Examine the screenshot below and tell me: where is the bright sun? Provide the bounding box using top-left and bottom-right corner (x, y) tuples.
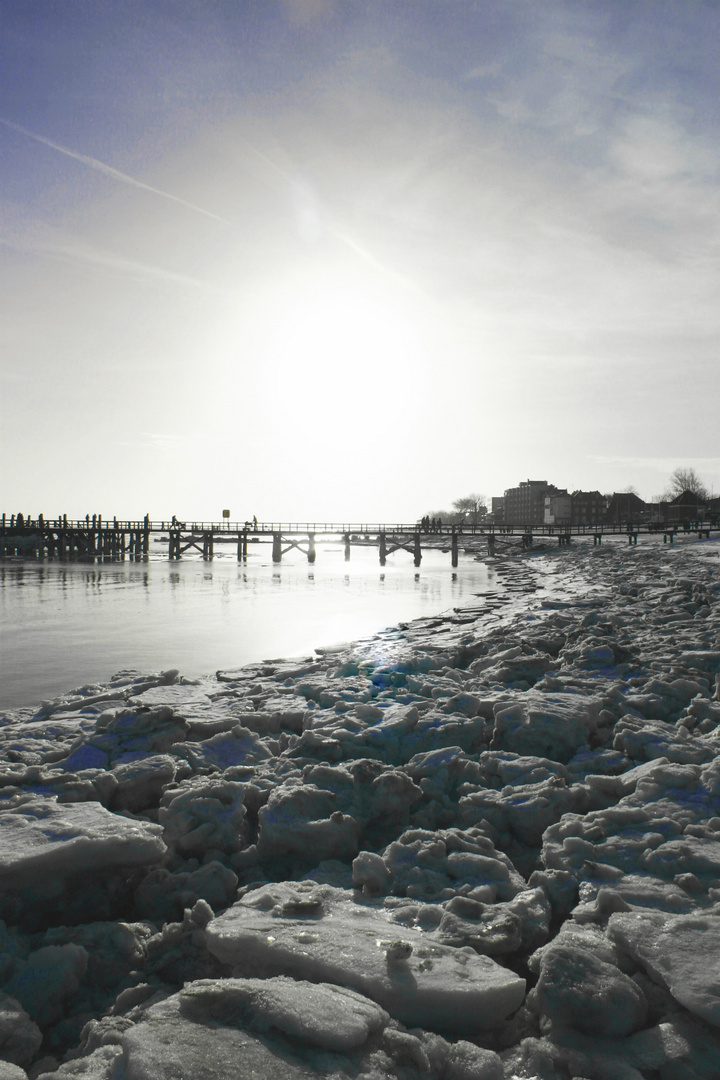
(247, 275), (425, 435)
(219, 268), (437, 515)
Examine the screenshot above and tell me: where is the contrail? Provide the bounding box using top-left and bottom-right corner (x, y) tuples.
(0, 117), (232, 225)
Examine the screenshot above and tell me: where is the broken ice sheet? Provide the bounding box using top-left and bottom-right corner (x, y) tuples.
(203, 880), (525, 1035)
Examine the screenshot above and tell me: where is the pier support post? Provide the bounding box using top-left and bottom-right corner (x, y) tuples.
(202, 532), (214, 559)
(488, 535), (496, 556)
(414, 532), (422, 567)
(379, 533), (387, 566)
(272, 533), (282, 563)
(451, 531), (458, 567)
(238, 530), (247, 561)
(343, 533), (351, 561)
(307, 533), (316, 564)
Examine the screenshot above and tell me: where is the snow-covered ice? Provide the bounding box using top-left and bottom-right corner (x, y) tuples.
(204, 880), (526, 1033)
(1, 536), (720, 1077)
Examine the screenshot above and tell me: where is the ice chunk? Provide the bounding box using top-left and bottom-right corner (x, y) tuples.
(204, 881), (526, 1033)
(608, 910), (720, 1028)
(180, 976), (388, 1050)
(0, 992), (42, 1066)
(2, 943), (88, 1028)
(491, 691), (602, 763)
(528, 942), (647, 1036)
(135, 861), (238, 923)
(184, 725), (273, 770)
(35, 1045), (122, 1079)
(118, 984), (384, 1080)
(444, 1040), (503, 1079)
(353, 850), (393, 896)
(158, 778), (248, 859)
(110, 754), (176, 812)
(0, 1060), (30, 1080)
(256, 783), (361, 861)
(0, 795), (165, 923)
(41, 921), (152, 996)
(614, 714), (714, 764)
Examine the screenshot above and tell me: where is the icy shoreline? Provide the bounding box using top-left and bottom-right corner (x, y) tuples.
(1, 538), (720, 1078)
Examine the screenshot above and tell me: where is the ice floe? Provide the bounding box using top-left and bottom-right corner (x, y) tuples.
(0, 537), (720, 1077)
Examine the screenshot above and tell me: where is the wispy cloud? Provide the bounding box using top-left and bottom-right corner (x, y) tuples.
(237, 131), (428, 296)
(590, 455), (720, 473)
(0, 118), (233, 225)
(0, 222), (212, 290)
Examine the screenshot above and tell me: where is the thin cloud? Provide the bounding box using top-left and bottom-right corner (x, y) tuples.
(590, 455), (720, 472)
(0, 118), (233, 225)
(0, 227), (212, 290)
(238, 134), (429, 297)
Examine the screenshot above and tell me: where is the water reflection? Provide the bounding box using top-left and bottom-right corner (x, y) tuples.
(1, 549), (499, 710)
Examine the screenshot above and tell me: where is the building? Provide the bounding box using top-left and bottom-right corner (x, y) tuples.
(544, 491), (572, 526)
(604, 492), (647, 525)
(570, 490), (607, 526)
(503, 480), (560, 526)
(490, 497), (505, 524)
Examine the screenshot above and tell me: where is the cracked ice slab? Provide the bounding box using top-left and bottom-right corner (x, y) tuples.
(0, 794), (165, 886)
(204, 880), (525, 1034)
(608, 910), (720, 1028)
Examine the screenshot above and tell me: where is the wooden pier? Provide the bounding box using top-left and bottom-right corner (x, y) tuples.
(0, 514), (716, 565)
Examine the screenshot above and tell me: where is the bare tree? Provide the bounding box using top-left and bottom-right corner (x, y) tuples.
(451, 493), (487, 525)
(663, 467), (709, 501)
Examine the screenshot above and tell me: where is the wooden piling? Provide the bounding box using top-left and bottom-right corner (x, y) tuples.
(272, 534), (282, 563)
(414, 532), (422, 567)
(379, 533), (387, 566)
(344, 533), (351, 561)
(451, 531), (458, 567)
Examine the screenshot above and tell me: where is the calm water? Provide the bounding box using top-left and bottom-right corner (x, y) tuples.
(0, 542), (501, 710)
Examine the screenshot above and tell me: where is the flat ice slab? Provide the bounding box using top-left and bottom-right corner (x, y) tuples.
(608, 910), (720, 1029)
(0, 794), (165, 885)
(204, 880), (525, 1034)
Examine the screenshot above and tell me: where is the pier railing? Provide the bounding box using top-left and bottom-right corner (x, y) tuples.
(1, 514), (717, 564)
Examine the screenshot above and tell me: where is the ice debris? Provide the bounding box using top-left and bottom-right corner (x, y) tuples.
(0, 540), (720, 1077)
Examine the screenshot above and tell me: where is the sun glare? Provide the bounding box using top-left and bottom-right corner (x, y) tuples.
(249, 278), (425, 435)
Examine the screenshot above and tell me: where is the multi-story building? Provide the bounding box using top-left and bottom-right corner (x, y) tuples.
(570, 490), (607, 526)
(490, 497), (505, 524)
(544, 491), (572, 526)
(504, 480), (559, 526)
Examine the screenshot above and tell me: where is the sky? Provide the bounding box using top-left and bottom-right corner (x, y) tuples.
(1, 0), (719, 523)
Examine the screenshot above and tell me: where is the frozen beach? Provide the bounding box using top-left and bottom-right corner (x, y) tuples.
(1, 537), (720, 1079)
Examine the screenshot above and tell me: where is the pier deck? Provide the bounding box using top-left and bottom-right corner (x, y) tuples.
(1, 515), (716, 565)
